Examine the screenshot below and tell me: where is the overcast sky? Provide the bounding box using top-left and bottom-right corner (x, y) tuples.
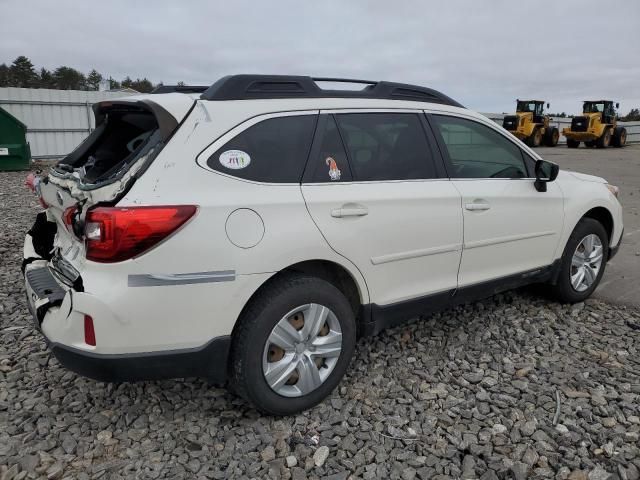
(1, 0), (639, 114)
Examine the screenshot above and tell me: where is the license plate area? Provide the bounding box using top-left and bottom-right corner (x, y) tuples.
(25, 267), (67, 325)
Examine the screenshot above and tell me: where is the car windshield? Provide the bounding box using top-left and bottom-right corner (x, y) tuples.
(584, 102), (605, 113)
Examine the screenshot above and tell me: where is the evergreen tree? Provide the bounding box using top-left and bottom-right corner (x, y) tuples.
(0, 63), (10, 87)
(86, 69), (103, 90)
(9, 55), (38, 87)
(38, 68), (56, 88)
(53, 66), (87, 90)
(120, 76), (154, 93)
(129, 78), (154, 93)
(621, 108), (640, 121)
(108, 77), (121, 89)
(120, 76), (133, 89)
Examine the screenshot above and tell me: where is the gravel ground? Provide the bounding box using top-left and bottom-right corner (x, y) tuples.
(1, 169), (640, 480)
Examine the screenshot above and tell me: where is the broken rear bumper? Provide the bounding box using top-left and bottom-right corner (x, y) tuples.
(49, 336), (231, 385)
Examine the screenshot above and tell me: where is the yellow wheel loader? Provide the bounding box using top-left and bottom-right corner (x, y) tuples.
(563, 100), (627, 148)
(502, 100), (559, 147)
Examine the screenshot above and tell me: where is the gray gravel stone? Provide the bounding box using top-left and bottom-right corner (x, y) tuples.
(589, 466), (612, 480)
(313, 445), (330, 467)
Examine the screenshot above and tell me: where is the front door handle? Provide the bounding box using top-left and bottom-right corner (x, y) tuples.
(331, 204), (369, 218)
(465, 201), (491, 211)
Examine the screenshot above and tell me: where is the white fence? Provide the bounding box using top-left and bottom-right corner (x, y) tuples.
(0, 87), (637, 161)
(0, 87), (136, 160)
(482, 113), (640, 145)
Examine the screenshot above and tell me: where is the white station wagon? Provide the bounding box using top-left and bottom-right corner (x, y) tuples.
(23, 75), (623, 414)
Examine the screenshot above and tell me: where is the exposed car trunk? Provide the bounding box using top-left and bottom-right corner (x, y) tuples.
(25, 96), (195, 285)
(56, 105), (161, 185)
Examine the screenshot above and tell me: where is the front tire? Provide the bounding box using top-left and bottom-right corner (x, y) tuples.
(229, 274), (356, 415)
(549, 218), (608, 303)
(596, 128), (612, 148)
(526, 127), (543, 147)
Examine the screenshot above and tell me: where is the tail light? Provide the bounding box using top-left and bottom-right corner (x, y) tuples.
(84, 315), (96, 346)
(84, 205), (197, 262)
(25, 173), (47, 208)
(63, 206), (77, 234)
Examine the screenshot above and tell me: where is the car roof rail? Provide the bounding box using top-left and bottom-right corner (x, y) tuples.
(151, 85), (210, 94)
(199, 75), (464, 107)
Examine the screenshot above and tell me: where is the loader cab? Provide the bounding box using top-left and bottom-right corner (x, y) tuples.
(583, 101), (617, 124)
(517, 100), (546, 123)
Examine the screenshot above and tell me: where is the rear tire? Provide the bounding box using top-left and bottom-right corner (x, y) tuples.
(545, 127), (559, 147)
(567, 139), (580, 148)
(612, 127), (627, 148)
(596, 128), (612, 148)
(549, 218), (608, 303)
(229, 274), (356, 415)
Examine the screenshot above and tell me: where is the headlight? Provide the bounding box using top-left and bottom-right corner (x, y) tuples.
(606, 184), (620, 198)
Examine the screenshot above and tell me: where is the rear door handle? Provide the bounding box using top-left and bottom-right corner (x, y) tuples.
(331, 205), (369, 218)
(465, 202), (491, 211)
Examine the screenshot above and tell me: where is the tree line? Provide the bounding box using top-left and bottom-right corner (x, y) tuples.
(2, 56), (640, 120)
(0, 56), (156, 93)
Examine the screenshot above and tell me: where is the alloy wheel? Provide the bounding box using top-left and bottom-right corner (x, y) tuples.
(570, 234), (604, 292)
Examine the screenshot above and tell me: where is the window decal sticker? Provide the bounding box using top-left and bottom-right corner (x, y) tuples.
(326, 157), (341, 181)
(219, 150), (251, 170)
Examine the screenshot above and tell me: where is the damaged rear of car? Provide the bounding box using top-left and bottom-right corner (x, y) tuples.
(21, 93), (222, 381)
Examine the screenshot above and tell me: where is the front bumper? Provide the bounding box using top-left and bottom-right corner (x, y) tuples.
(506, 129), (528, 140)
(562, 129), (599, 142)
(609, 228), (623, 260)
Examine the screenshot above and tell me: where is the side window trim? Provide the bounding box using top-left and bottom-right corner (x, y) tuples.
(302, 114), (354, 183)
(420, 113), (450, 179)
(332, 114), (355, 180)
(425, 112), (534, 180)
(195, 110), (319, 184)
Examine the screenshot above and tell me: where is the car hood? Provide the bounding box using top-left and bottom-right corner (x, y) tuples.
(564, 171), (607, 184)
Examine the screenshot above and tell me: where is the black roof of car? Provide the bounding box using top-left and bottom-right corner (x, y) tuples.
(150, 75), (464, 108)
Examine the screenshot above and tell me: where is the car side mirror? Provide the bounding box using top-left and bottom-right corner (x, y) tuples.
(534, 159), (559, 192)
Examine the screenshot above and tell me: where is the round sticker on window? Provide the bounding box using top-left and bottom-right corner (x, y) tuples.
(219, 150), (251, 170)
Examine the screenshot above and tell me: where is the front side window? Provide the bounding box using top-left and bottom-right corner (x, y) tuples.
(207, 115), (316, 183)
(431, 115), (528, 179)
(335, 113), (436, 181)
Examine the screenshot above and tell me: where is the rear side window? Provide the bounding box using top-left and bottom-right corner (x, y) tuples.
(335, 113), (436, 181)
(207, 115), (316, 183)
(431, 115), (528, 179)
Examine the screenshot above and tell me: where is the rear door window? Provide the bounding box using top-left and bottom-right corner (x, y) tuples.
(304, 115), (353, 183)
(207, 115), (317, 183)
(335, 113), (437, 181)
